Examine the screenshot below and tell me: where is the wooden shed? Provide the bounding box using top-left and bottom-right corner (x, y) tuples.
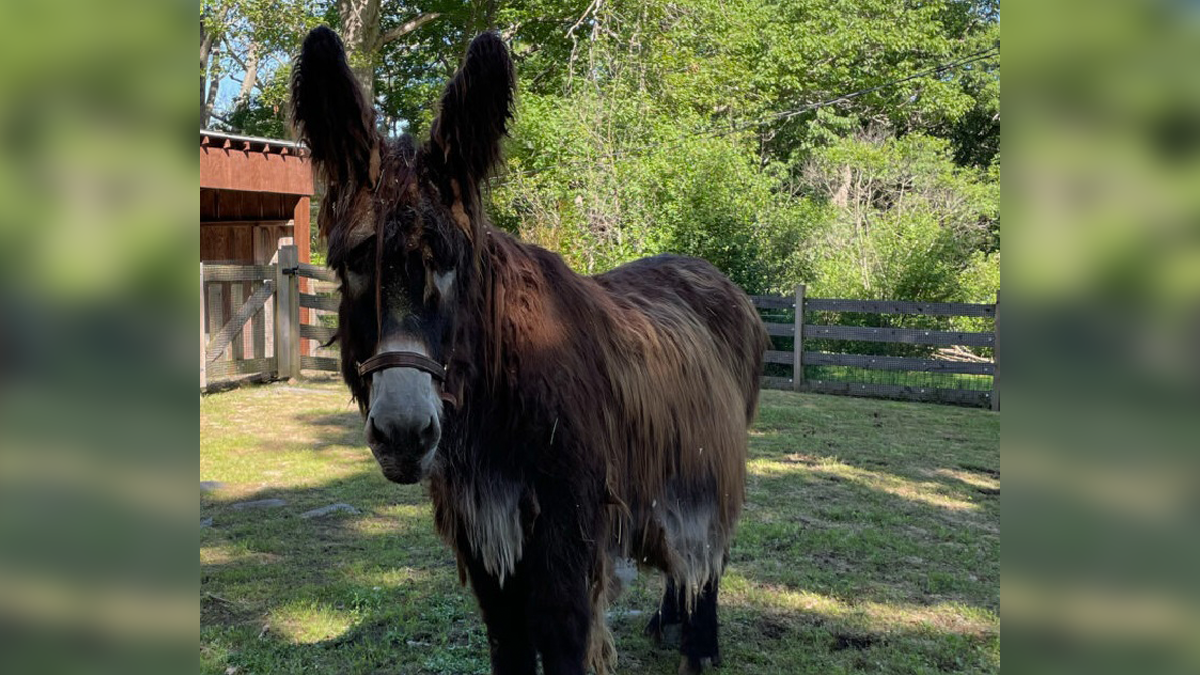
(201, 129), (318, 375)
(200, 129), (312, 265)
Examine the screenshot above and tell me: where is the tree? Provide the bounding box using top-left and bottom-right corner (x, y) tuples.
(206, 0), (1000, 304)
(800, 129), (997, 300)
(201, 0), (324, 132)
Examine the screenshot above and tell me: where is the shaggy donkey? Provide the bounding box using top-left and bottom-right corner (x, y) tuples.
(292, 26), (768, 675)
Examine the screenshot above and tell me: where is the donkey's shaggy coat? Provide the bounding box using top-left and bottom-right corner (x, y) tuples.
(293, 26), (768, 675)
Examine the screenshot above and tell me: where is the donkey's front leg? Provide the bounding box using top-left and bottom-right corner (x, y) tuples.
(527, 558), (592, 675)
(464, 555), (536, 675)
(678, 579), (722, 674)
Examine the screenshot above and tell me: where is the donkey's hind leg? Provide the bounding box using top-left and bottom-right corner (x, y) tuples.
(644, 575), (683, 648)
(678, 579), (721, 674)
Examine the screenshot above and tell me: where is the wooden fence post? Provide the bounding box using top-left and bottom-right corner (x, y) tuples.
(274, 244), (301, 380)
(200, 263), (207, 391)
(793, 283), (806, 392)
(991, 290), (1000, 411)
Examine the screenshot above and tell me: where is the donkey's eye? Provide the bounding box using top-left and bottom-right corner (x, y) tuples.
(344, 236), (376, 274)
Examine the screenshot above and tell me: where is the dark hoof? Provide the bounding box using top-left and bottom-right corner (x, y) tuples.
(678, 656), (715, 674)
(644, 612), (681, 649)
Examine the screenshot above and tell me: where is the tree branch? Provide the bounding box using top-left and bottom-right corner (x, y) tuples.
(377, 13), (441, 48)
(222, 36), (247, 71)
(233, 40), (259, 110)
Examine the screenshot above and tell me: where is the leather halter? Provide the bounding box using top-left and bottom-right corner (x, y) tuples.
(358, 162), (449, 385)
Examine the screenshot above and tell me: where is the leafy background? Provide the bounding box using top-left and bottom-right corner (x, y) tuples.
(203, 0), (999, 302)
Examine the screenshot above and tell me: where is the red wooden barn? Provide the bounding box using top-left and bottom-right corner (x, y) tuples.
(200, 129), (312, 266)
(200, 130), (319, 376)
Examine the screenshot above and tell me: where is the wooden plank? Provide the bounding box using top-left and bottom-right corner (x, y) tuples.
(992, 291), (1000, 411)
(793, 284), (806, 392)
(207, 357), (277, 380)
(803, 324), (995, 347)
(207, 282), (226, 361)
(202, 264), (274, 282)
(296, 262), (337, 282)
(763, 322), (794, 337)
(805, 379), (991, 407)
(205, 280), (275, 363)
(803, 351), (994, 375)
(760, 375), (793, 390)
(751, 295), (795, 310)
(300, 355), (340, 372)
(300, 323), (337, 343)
(764, 350), (793, 365)
(251, 289), (266, 360)
(274, 245), (301, 379)
(199, 264), (206, 390)
(309, 279), (340, 295)
(805, 298), (995, 318)
(230, 283), (244, 362)
(300, 293), (340, 312)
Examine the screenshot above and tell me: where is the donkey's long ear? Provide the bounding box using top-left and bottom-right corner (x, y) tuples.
(429, 32), (515, 187)
(290, 26), (380, 189)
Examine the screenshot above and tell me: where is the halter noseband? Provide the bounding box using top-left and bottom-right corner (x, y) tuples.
(357, 160), (449, 385)
(357, 352), (446, 381)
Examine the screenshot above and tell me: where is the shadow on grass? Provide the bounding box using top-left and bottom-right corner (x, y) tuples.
(301, 410), (366, 451)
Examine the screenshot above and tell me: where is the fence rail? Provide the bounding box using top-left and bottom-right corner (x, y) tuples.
(753, 284), (998, 409)
(202, 255), (998, 410)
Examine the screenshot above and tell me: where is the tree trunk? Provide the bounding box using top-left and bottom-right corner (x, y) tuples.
(201, 5), (229, 129)
(337, 0), (441, 105)
(203, 44), (221, 128)
(337, 0), (381, 101)
(201, 18), (213, 108)
(832, 164), (852, 208)
(233, 40), (259, 112)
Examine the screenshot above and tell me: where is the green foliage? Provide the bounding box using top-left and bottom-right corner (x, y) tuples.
(211, 0), (1000, 301)
(223, 65), (293, 138)
(802, 131), (998, 301)
(490, 91), (825, 292)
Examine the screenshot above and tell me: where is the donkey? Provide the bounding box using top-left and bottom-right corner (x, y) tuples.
(291, 27), (769, 675)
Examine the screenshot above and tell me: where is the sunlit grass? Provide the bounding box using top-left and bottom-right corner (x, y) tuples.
(201, 381), (998, 674)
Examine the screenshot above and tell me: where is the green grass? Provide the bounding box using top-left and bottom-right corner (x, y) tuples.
(803, 365), (994, 392)
(201, 380), (999, 674)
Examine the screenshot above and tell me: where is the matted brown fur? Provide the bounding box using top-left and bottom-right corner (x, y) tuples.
(293, 26), (768, 675)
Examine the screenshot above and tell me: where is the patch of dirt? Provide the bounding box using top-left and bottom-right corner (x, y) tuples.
(957, 463), (999, 478)
(201, 593), (260, 627)
(830, 632), (879, 651)
(755, 616), (789, 640)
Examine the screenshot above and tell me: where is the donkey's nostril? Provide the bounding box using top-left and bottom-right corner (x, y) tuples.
(366, 412), (437, 452)
(418, 417), (438, 447)
(366, 418), (385, 446)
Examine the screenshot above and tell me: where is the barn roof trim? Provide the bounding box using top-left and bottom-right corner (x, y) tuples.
(201, 129), (309, 157)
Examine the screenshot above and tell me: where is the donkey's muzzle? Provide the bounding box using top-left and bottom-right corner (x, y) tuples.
(365, 411), (439, 483)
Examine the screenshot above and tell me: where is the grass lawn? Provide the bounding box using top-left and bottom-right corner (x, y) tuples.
(201, 379), (999, 674)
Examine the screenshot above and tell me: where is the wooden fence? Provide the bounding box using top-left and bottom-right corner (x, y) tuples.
(753, 284), (998, 409)
(200, 244), (340, 389)
(202, 254), (997, 409)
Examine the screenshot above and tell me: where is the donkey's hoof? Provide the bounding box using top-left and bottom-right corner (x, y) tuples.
(678, 655), (715, 674)
(644, 613), (681, 649)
